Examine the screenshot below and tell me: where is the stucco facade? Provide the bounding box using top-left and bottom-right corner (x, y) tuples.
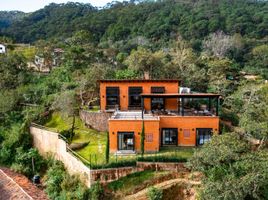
(100, 80), (220, 153)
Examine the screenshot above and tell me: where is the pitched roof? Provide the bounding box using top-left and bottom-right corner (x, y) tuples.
(0, 168), (48, 200)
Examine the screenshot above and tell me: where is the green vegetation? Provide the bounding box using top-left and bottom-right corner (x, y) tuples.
(0, 0), (268, 199)
(147, 186), (163, 200)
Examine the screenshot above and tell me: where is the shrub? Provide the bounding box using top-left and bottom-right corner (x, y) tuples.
(60, 129), (75, 143)
(147, 186), (163, 200)
(89, 181), (104, 200)
(11, 147), (45, 177)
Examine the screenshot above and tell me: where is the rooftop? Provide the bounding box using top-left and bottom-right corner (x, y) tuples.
(111, 111), (158, 120)
(99, 79), (180, 83)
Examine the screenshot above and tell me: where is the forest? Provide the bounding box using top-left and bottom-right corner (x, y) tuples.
(0, 0), (268, 199)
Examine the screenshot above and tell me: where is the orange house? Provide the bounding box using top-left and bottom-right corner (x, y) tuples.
(100, 80), (220, 153)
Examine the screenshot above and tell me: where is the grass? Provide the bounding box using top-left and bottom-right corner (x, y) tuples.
(107, 170), (169, 195)
(44, 112), (107, 164)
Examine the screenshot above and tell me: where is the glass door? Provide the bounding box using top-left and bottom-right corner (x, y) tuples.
(162, 128), (178, 146)
(118, 132), (134, 150)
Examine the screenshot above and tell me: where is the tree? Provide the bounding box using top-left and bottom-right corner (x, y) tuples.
(125, 47), (165, 79)
(140, 121), (145, 156)
(105, 132), (109, 164)
(188, 133), (268, 200)
(203, 31), (235, 58)
(52, 90), (78, 140)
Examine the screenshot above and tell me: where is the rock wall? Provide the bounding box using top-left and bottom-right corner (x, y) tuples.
(136, 162), (188, 172)
(79, 110), (113, 132)
(90, 167), (144, 183)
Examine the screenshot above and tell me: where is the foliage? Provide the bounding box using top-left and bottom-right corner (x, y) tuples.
(105, 132), (109, 164)
(140, 121), (145, 156)
(147, 186), (163, 200)
(11, 148), (45, 177)
(89, 181), (104, 200)
(188, 133), (268, 200)
(44, 160), (90, 200)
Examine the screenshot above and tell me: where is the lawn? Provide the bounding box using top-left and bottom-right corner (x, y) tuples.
(44, 112), (107, 164)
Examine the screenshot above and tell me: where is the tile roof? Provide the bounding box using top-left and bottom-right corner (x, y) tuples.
(0, 168), (48, 200)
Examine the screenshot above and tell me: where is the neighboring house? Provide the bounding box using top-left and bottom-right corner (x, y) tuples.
(99, 79), (220, 154)
(0, 44), (6, 54)
(34, 48), (64, 72)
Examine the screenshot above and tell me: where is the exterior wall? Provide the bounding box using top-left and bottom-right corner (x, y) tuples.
(80, 110), (113, 132)
(109, 119), (160, 152)
(100, 81), (179, 111)
(30, 126), (92, 187)
(109, 116), (219, 151)
(160, 116), (220, 146)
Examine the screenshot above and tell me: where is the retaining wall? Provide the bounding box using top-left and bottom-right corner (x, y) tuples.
(30, 126), (92, 187)
(79, 110), (112, 132)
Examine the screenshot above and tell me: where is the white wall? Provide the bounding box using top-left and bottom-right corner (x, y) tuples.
(30, 126), (92, 187)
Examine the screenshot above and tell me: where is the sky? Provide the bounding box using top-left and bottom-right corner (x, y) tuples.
(0, 0), (123, 12)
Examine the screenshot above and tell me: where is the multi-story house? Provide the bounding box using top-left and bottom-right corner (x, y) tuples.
(99, 79), (220, 153)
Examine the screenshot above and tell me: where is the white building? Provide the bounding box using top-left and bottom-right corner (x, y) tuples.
(0, 44), (6, 54)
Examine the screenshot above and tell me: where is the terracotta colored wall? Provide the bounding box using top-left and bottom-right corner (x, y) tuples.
(109, 119), (160, 152)
(100, 81), (179, 111)
(160, 116), (220, 146)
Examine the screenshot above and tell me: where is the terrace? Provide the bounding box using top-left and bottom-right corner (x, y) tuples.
(141, 93), (221, 118)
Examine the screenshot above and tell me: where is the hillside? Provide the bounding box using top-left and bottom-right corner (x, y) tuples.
(0, 11), (26, 29)
(1, 0), (268, 43)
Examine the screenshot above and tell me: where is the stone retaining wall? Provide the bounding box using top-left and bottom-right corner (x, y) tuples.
(136, 162), (188, 172)
(79, 110), (113, 132)
(90, 167), (144, 183)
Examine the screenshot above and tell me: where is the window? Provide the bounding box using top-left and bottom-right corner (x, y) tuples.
(151, 87), (165, 94)
(129, 87), (142, 108)
(162, 128), (178, 145)
(106, 87), (119, 108)
(196, 128), (212, 145)
(118, 132), (134, 151)
(183, 129), (191, 138)
(145, 133), (153, 142)
(151, 87), (165, 110)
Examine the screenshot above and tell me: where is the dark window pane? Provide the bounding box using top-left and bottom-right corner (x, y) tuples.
(129, 87), (142, 107)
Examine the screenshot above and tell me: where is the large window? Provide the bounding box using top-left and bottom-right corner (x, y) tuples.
(196, 128), (212, 145)
(128, 87), (142, 108)
(162, 128), (178, 145)
(106, 87), (119, 109)
(151, 87), (165, 110)
(118, 132), (134, 151)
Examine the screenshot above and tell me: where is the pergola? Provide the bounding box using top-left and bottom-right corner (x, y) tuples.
(140, 93), (221, 118)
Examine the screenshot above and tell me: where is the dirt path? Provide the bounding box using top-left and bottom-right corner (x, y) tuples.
(122, 178), (200, 200)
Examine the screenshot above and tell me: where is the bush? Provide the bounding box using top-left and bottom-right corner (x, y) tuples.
(11, 147), (45, 177)
(147, 186), (163, 200)
(44, 160), (90, 200)
(60, 129), (75, 143)
(89, 181), (104, 200)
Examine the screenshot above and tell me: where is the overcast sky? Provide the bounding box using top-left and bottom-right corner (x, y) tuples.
(0, 0), (124, 12)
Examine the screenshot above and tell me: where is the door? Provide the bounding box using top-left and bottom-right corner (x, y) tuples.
(118, 132), (135, 151)
(196, 128), (212, 145)
(162, 128), (178, 146)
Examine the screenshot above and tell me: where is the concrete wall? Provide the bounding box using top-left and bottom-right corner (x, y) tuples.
(30, 126), (92, 187)
(80, 110), (112, 132)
